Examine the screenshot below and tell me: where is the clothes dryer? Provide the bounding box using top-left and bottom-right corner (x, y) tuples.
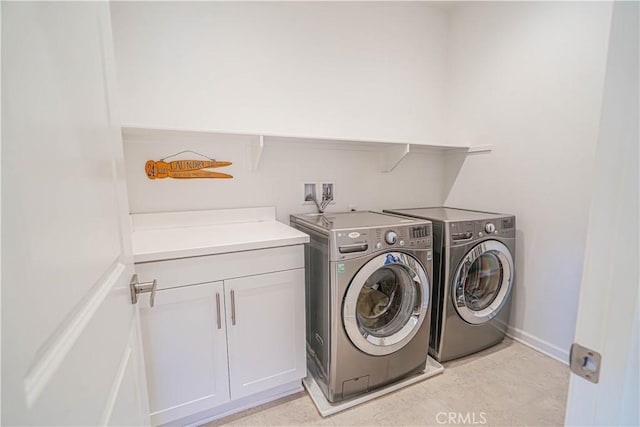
(290, 211), (433, 402)
(383, 207), (515, 362)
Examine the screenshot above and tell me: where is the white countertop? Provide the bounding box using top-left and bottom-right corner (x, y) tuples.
(131, 207), (309, 263)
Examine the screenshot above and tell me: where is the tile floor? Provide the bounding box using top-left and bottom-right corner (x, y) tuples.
(207, 338), (569, 426)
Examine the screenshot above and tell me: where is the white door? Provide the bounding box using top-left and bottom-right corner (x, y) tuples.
(225, 269), (306, 400)
(139, 282), (230, 425)
(2, 2), (149, 425)
(564, 2), (639, 425)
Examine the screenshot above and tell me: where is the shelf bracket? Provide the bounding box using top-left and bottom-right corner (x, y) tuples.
(383, 143), (411, 173)
(467, 144), (493, 154)
(250, 135), (264, 171)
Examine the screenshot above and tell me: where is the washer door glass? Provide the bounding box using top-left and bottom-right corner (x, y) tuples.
(343, 252), (429, 356)
(453, 240), (514, 325)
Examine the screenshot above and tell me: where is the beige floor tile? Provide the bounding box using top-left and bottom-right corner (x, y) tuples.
(251, 394), (328, 426)
(205, 339), (569, 427)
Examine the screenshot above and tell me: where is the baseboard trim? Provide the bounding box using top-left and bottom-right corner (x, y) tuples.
(506, 325), (570, 365)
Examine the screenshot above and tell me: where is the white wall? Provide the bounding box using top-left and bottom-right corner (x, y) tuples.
(123, 130), (446, 223)
(111, 2), (448, 145)
(444, 2), (613, 361)
(113, 2), (617, 362)
(112, 2), (451, 222)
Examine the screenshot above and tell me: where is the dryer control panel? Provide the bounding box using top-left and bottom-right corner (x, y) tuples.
(449, 216), (516, 246)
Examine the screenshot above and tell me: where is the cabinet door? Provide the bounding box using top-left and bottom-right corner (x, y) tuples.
(225, 269), (306, 400)
(139, 281), (230, 425)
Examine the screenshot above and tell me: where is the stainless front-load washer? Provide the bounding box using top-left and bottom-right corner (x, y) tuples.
(290, 211), (433, 403)
(383, 207), (515, 362)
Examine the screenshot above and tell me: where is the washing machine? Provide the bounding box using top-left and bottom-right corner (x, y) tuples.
(383, 207), (515, 362)
(290, 211), (433, 403)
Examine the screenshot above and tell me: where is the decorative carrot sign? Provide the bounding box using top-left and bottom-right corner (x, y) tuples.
(145, 151), (233, 179)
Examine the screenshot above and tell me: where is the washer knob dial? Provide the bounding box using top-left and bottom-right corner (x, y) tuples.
(485, 223), (496, 233)
(385, 231), (398, 245)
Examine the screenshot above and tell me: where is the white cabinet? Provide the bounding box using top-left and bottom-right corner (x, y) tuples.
(225, 269), (306, 400)
(136, 247), (306, 426)
(140, 282), (230, 425)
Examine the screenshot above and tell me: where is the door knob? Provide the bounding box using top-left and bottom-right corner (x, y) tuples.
(130, 274), (157, 307)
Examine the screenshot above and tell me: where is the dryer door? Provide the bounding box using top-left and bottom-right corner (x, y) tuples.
(343, 252), (429, 356)
(452, 240), (514, 325)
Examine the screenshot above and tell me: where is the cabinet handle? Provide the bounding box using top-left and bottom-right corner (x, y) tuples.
(230, 289), (236, 326)
(215, 293), (221, 330)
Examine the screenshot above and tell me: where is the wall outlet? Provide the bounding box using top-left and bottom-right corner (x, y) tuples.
(321, 182), (335, 203)
(303, 183), (317, 204)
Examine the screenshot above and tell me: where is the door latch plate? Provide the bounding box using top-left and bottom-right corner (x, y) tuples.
(570, 343), (601, 384)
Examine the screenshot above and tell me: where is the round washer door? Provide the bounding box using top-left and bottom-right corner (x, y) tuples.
(343, 252), (429, 356)
(452, 240), (514, 325)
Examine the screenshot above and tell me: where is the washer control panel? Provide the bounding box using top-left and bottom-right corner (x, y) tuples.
(373, 224), (432, 251)
(385, 231), (398, 245)
(335, 230), (370, 255)
(332, 222), (432, 260)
